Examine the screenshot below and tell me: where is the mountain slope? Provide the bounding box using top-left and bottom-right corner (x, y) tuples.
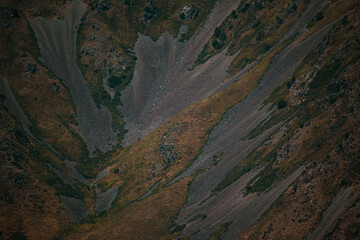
(0, 0), (359, 239)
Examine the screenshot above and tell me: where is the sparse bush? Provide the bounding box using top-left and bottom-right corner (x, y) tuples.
(231, 10), (238, 19)
(10, 232), (27, 240)
(214, 42), (224, 50)
(252, 20), (261, 28)
(342, 16), (349, 25)
(287, 76), (296, 89)
(108, 75), (123, 88)
(276, 16), (283, 25)
(179, 12), (185, 20)
(219, 32), (227, 42)
(171, 224), (186, 233)
(277, 99), (287, 109)
(214, 27), (221, 38)
(240, 3), (250, 13)
(212, 40), (218, 48)
(309, 60), (341, 89)
(315, 12), (323, 21)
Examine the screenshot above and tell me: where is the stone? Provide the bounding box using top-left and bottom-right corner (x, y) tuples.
(179, 4), (200, 20)
(25, 63), (37, 74)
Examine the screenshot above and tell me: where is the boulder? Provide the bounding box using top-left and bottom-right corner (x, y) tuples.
(179, 4), (200, 20)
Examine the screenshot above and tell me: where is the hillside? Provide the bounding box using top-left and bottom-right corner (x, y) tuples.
(0, 0), (359, 239)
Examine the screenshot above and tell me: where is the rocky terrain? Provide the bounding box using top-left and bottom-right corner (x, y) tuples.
(0, 0), (359, 239)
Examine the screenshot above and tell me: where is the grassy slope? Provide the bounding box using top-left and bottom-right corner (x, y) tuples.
(0, 0), (87, 161)
(65, 177), (192, 240)
(194, 0), (311, 75)
(0, 104), (71, 240)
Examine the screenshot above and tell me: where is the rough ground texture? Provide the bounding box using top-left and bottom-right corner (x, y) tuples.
(29, 0), (117, 155)
(120, 0), (242, 146)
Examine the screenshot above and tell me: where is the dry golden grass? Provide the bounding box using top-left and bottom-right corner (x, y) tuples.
(65, 177), (192, 240)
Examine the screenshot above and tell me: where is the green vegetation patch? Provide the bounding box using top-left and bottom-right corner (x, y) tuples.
(208, 221), (233, 240)
(309, 59), (341, 89)
(212, 144), (280, 195)
(108, 75), (126, 88)
(245, 166), (280, 194)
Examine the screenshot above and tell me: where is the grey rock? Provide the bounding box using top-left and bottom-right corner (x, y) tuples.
(93, 168), (110, 183)
(47, 163), (75, 186)
(60, 195), (89, 222)
(64, 160), (89, 185)
(25, 63), (37, 74)
(95, 185), (119, 213)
